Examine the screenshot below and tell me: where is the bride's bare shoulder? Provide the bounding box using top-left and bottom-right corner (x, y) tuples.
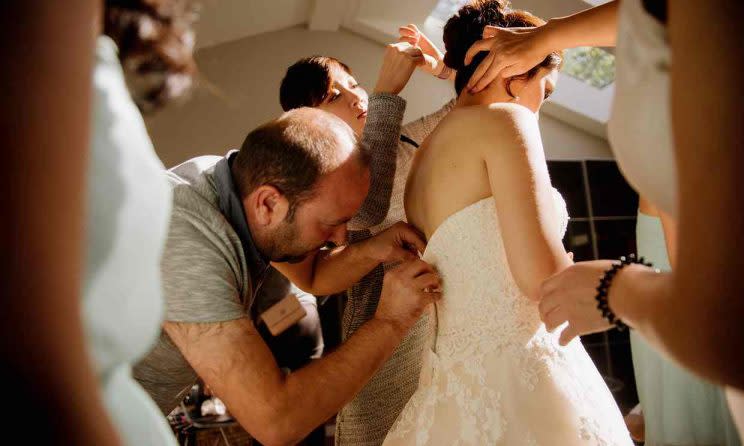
(435, 103), (537, 142)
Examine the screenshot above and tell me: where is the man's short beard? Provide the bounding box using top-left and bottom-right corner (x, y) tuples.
(268, 217), (322, 264)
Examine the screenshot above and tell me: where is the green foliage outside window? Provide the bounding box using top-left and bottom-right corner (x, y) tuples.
(561, 47), (616, 89)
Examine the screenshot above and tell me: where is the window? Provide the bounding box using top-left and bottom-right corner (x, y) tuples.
(583, 0), (612, 5)
(561, 46), (616, 89)
(429, 0), (469, 23)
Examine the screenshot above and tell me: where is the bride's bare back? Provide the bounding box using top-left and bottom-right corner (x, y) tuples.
(405, 102), (571, 301)
(405, 105), (493, 240)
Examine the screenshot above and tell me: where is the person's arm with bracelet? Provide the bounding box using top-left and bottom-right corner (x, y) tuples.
(539, 1), (744, 389)
(623, 0), (744, 389)
(2, 2), (122, 444)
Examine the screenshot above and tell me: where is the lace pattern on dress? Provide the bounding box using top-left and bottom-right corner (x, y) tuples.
(384, 192), (632, 446)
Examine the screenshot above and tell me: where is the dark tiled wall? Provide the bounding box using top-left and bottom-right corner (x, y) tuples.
(548, 160), (639, 414)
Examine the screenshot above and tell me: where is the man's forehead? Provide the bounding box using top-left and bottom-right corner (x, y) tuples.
(300, 191), (354, 225)
(320, 163), (368, 196)
(308, 163), (368, 212)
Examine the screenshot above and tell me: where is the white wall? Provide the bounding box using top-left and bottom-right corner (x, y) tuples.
(145, 26), (612, 168)
(193, 0), (312, 49)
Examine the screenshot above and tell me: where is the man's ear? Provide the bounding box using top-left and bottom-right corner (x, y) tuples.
(247, 185), (290, 227)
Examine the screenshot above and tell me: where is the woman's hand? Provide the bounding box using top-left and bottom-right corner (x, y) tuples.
(464, 0), (620, 93)
(398, 24), (449, 79)
(538, 260), (616, 345)
(464, 25), (552, 93)
(373, 41), (424, 95)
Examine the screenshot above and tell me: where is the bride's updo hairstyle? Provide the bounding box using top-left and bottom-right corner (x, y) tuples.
(443, 0), (562, 97)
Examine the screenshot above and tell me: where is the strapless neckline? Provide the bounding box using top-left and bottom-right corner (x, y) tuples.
(423, 196), (494, 258)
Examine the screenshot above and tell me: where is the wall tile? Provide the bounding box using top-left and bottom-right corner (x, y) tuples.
(595, 219), (638, 260)
(586, 161), (639, 217)
(563, 220), (594, 262)
(548, 161), (589, 218)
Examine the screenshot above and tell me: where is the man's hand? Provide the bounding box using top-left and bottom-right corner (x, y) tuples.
(361, 221), (427, 264)
(374, 42), (424, 95)
(375, 258), (441, 336)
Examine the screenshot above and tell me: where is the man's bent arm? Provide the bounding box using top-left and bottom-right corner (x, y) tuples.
(274, 221), (423, 296)
(272, 239), (380, 296)
(164, 316), (404, 446)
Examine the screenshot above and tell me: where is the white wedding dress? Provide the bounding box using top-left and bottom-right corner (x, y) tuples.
(383, 193), (633, 445)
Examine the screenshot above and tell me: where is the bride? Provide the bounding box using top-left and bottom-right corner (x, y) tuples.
(383, 1), (633, 444)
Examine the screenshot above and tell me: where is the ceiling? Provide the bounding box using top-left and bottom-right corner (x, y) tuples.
(193, 0), (612, 139)
(194, 0), (598, 50)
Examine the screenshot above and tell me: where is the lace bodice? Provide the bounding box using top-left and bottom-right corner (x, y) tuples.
(423, 191), (567, 364)
(384, 191), (632, 446)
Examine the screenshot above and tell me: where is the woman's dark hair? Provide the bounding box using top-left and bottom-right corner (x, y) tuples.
(443, 0), (562, 96)
(104, 0), (197, 112)
(279, 56), (352, 111)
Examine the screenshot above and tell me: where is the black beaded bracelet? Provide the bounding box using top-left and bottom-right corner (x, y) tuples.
(595, 254), (653, 331)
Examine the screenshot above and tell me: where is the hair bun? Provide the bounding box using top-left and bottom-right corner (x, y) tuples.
(442, 0), (508, 71)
